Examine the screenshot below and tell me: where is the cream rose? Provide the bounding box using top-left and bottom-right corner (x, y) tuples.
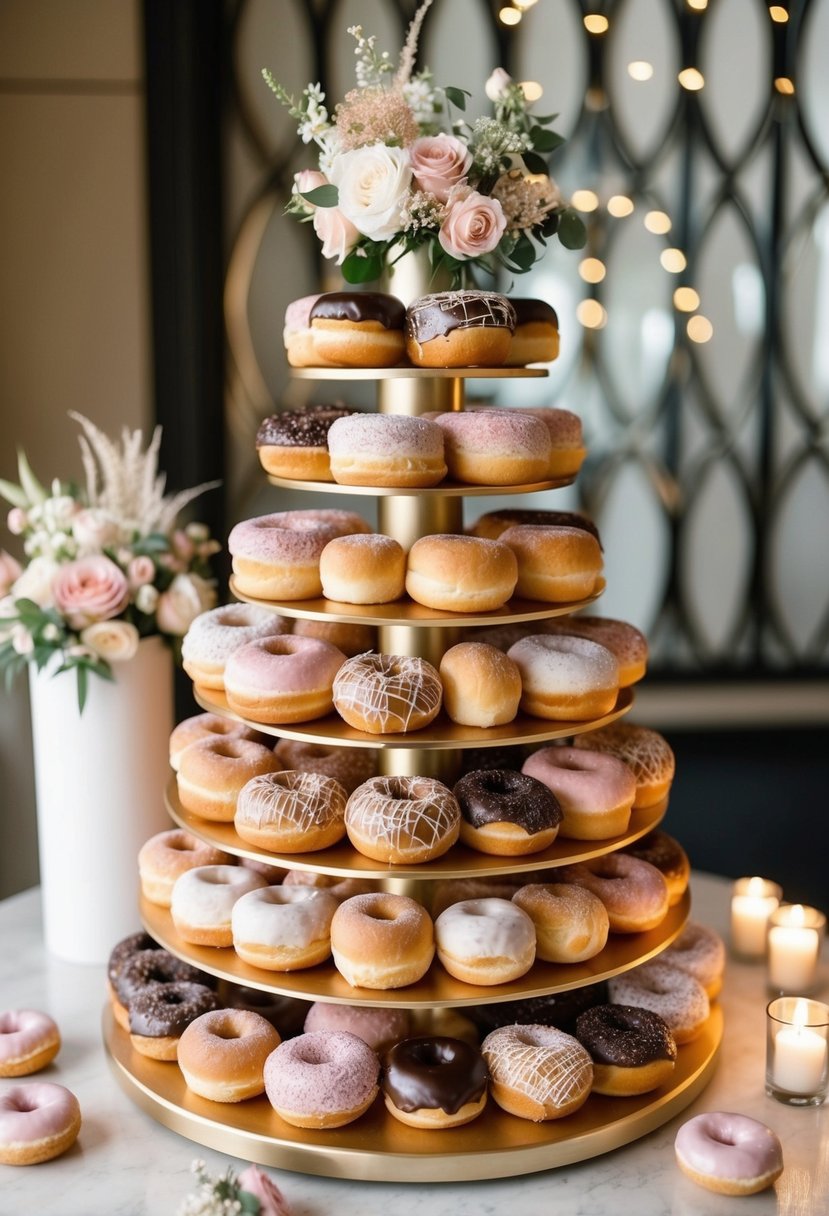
(12, 556), (60, 608)
(409, 134), (472, 202)
(313, 205), (360, 264)
(330, 145), (412, 240)
(0, 551), (22, 597)
(52, 554), (129, 630)
(155, 572), (216, 635)
(485, 68), (513, 102)
(80, 619), (140, 663)
(439, 188), (507, 259)
(72, 508), (124, 552)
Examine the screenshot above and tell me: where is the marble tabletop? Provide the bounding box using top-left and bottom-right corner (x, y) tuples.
(0, 874), (827, 1216)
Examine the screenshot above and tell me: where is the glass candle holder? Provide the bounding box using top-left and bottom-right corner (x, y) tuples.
(767, 904), (826, 994)
(730, 877), (782, 959)
(766, 996), (829, 1106)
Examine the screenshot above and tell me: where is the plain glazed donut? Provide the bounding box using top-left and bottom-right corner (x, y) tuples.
(623, 830), (690, 906)
(406, 534), (518, 613)
(512, 883), (609, 963)
(405, 290), (516, 369)
(482, 1024), (593, 1121)
(181, 603), (289, 690)
(309, 291), (405, 368)
(320, 534), (406, 604)
(345, 775), (460, 864)
(256, 404), (353, 480)
(332, 652), (443, 734)
(432, 409), (550, 485)
(439, 642), (522, 727)
(138, 829), (232, 906)
(499, 525), (603, 603)
(434, 898), (536, 986)
(661, 921), (726, 998)
(558, 855), (670, 933)
(507, 635), (620, 721)
(235, 770), (348, 853)
(170, 865), (268, 948)
(521, 745), (636, 840)
(291, 617), (377, 657)
(224, 635), (346, 725)
(574, 1003), (677, 1096)
(674, 1112), (784, 1195)
(382, 1036), (489, 1128)
(542, 616), (648, 687)
(176, 736), (280, 822)
(228, 509), (370, 600)
(127, 980), (220, 1061)
(331, 892), (435, 989)
(327, 413), (446, 488)
(573, 722), (675, 808)
(264, 1030), (380, 1128)
(608, 960), (710, 1044)
(282, 869), (377, 902)
(0, 1082), (81, 1165)
(272, 738), (378, 795)
(453, 769), (562, 856)
(0, 1010), (60, 1077)
(231, 884), (338, 970)
(304, 1003), (411, 1053)
(178, 1008), (281, 1102)
(169, 713), (264, 771)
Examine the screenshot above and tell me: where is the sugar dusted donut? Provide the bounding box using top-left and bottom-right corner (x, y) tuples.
(512, 883), (609, 963)
(559, 855), (670, 933)
(507, 634), (620, 721)
(434, 897), (536, 986)
(675, 1112), (784, 1195)
(405, 290), (516, 368)
(516, 407), (585, 479)
(169, 713), (264, 771)
(178, 1008), (281, 1102)
(309, 291), (405, 368)
(304, 1002), (411, 1053)
(521, 745), (636, 840)
(256, 404), (353, 481)
(405, 534), (518, 613)
(182, 603), (289, 690)
(332, 652), (443, 734)
(382, 1036), (488, 1128)
(224, 635), (346, 725)
(138, 829), (232, 906)
(623, 830), (690, 906)
(291, 617), (377, 657)
(345, 775), (460, 864)
(282, 292), (324, 367)
(327, 413), (446, 488)
(170, 864), (268, 948)
(331, 892), (435, 989)
(231, 884), (338, 970)
(127, 980), (220, 1061)
(500, 525), (603, 603)
(573, 722), (675, 808)
(176, 736), (281, 822)
(0, 1010), (60, 1077)
(482, 1024), (593, 1121)
(228, 509), (370, 600)
(469, 507), (601, 546)
(272, 737), (377, 794)
(574, 1003), (677, 1096)
(439, 642), (522, 727)
(453, 769), (562, 856)
(320, 533), (406, 604)
(264, 1030), (380, 1128)
(282, 869), (377, 902)
(608, 960), (710, 1044)
(235, 770), (347, 853)
(542, 616), (648, 687)
(432, 409), (550, 485)
(661, 921), (726, 998)
(505, 298), (559, 366)
(0, 1082), (81, 1165)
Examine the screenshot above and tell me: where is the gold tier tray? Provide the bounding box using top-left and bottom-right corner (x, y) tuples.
(264, 473), (574, 497)
(290, 366), (549, 380)
(103, 1001), (721, 1182)
(192, 686), (633, 750)
(165, 777), (667, 880)
(140, 889), (689, 1008)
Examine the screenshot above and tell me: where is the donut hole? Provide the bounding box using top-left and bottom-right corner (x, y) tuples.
(201, 870), (236, 886)
(209, 739), (252, 761)
(0, 1014), (19, 1034)
(220, 610), (258, 628)
(212, 1023), (242, 1041)
(366, 908), (398, 923)
(10, 1094), (39, 1113)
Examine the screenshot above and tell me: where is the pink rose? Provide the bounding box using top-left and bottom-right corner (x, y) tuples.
(410, 134), (472, 202)
(293, 169), (328, 211)
(313, 205), (360, 264)
(439, 188), (507, 259)
(155, 572), (216, 635)
(237, 1166), (293, 1216)
(127, 555), (155, 590)
(52, 555), (129, 630)
(0, 550), (22, 597)
(6, 508), (27, 536)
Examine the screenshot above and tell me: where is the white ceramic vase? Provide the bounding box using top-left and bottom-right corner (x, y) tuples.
(28, 635), (173, 964)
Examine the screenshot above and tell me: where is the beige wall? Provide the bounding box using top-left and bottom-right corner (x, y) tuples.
(0, 0), (151, 898)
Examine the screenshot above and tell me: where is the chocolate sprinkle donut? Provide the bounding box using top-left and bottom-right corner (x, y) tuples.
(383, 1036), (488, 1115)
(454, 768), (562, 835)
(575, 1003), (677, 1067)
(113, 948), (206, 1007)
(256, 404), (353, 449)
(468, 982), (609, 1037)
(128, 981), (220, 1039)
(107, 931), (157, 987)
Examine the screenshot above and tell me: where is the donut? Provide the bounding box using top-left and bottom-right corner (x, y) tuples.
(432, 409), (551, 485)
(469, 507), (601, 547)
(660, 921), (726, 998)
(405, 290), (516, 368)
(168, 713), (265, 771)
(282, 292), (324, 367)
(303, 1003), (411, 1053)
(504, 297), (559, 366)
(332, 652), (443, 734)
(574, 1003), (677, 1096)
(382, 1036), (488, 1128)
(405, 534), (518, 613)
(573, 722), (676, 808)
(409, 1007), (480, 1045)
(481, 1024), (593, 1120)
(223, 986), (311, 1037)
(224, 635), (346, 725)
(429, 876), (525, 919)
(439, 642), (522, 727)
(282, 870), (377, 901)
(507, 634), (620, 721)
(453, 769), (562, 856)
(231, 884), (338, 970)
(327, 413), (446, 488)
(499, 525), (603, 603)
(178, 1008), (281, 1102)
(458, 742), (529, 775)
(264, 1030), (380, 1127)
(0, 1082), (81, 1165)
(127, 980), (220, 1060)
(521, 745), (636, 840)
(542, 616), (648, 687)
(228, 509), (371, 600)
(272, 737), (378, 795)
(608, 960), (710, 1043)
(309, 291), (405, 368)
(235, 770), (348, 853)
(170, 865), (269, 948)
(514, 407), (585, 479)
(110, 948), (207, 1031)
(181, 603), (289, 690)
(138, 829), (232, 906)
(345, 775), (460, 864)
(623, 830), (690, 906)
(175, 736), (281, 822)
(558, 855), (670, 933)
(256, 404), (353, 481)
(239, 857), (287, 884)
(468, 982), (610, 1037)
(330, 892), (435, 989)
(674, 1112), (784, 1195)
(290, 617), (377, 657)
(320, 534), (406, 604)
(512, 883), (609, 963)
(434, 897), (536, 986)
(106, 931), (157, 1018)
(0, 1010), (60, 1077)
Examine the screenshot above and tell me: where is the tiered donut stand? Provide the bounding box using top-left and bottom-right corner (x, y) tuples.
(103, 364), (722, 1181)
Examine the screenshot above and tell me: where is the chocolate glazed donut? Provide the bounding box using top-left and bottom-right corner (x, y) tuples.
(574, 1003), (677, 1096)
(310, 292), (406, 328)
(128, 981), (220, 1041)
(382, 1036), (488, 1127)
(454, 769), (563, 834)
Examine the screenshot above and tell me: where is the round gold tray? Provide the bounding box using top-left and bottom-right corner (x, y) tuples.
(103, 1001), (722, 1181)
(290, 366), (549, 381)
(265, 473), (575, 497)
(192, 686), (634, 750)
(140, 889), (689, 1008)
(165, 778), (668, 880)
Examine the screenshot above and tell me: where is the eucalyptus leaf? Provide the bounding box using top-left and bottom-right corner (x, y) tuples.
(522, 151), (549, 177)
(299, 184), (339, 208)
(444, 86), (470, 111)
(558, 208), (587, 250)
(342, 249), (383, 284)
(510, 233), (538, 271)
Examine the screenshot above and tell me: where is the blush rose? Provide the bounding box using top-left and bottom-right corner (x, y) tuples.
(409, 134), (472, 202)
(52, 555), (129, 629)
(439, 188), (507, 259)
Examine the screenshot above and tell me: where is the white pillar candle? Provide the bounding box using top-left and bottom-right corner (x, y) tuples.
(767, 905), (825, 993)
(730, 877), (782, 957)
(771, 1001), (828, 1095)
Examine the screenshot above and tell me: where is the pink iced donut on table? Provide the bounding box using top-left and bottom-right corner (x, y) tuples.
(264, 1030), (380, 1128)
(182, 603), (289, 690)
(224, 635), (346, 725)
(0, 1081), (81, 1165)
(522, 745), (636, 840)
(661, 921), (726, 998)
(675, 1112), (784, 1195)
(228, 509), (370, 599)
(558, 854), (670, 933)
(608, 959), (710, 1043)
(0, 1010), (60, 1077)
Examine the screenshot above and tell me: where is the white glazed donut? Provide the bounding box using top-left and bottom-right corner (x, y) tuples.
(181, 603), (289, 690)
(231, 884), (338, 970)
(507, 634), (620, 721)
(434, 898), (536, 986)
(170, 865), (269, 948)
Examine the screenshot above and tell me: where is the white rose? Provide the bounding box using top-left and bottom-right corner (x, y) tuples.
(485, 68), (513, 102)
(12, 556), (59, 608)
(43, 495), (80, 530)
(330, 145), (412, 241)
(72, 508), (125, 553)
(80, 620), (140, 663)
(155, 573), (216, 636)
(135, 583), (159, 614)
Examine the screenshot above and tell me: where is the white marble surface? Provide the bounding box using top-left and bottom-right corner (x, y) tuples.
(0, 874), (827, 1216)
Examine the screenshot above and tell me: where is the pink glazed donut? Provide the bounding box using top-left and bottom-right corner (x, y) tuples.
(522, 745), (636, 840)
(228, 509), (370, 600)
(558, 854), (670, 932)
(0, 1010), (60, 1077)
(264, 1030), (380, 1128)
(224, 635), (346, 725)
(0, 1081), (81, 1165)
(675, 1111), (784, 1195)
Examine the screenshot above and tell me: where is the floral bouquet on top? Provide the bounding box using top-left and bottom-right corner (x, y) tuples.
(263, 0), (585, 287)
(0, 413), (220, 709)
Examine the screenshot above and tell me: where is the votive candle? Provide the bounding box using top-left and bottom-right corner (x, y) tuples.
(730, 876), (782, 958)
(767, 904), (826, 994)
(766, 996), (829, 1106)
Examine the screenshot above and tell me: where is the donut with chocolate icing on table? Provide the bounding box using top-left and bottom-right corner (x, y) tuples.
(453, 768), (562, 856)
(228, 508), (371, 601)
(504, 297), (560, 365)
(574, 1003), (677, 1096)
(327, 412), (446, 488)
(382, 1036), (489, 1128)
(256, 404), (354, 480)
(109, 947), (207, 1031)
(405, 290), (516, 367)
(309, 291), (406, 367)
(432, 409), (551, 485)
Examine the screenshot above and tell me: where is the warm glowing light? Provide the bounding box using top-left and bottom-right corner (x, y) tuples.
(661, 248), (687, 273)
(577, 299), (607, 329)
(645, 210), (672, 234)
(608, 195), (634, 217)
(584, 14), (610, 34)
(769, 5), (788, 21)
(679, 67), (705, 91)
(499, 6), (522, 25)
(687, 314), (713, 342)
(775, 76), (795, 95)
(628, 61), (654, 81)
(579, 258), (606, 284)
(520, 80), (544, 103)
(687, 0), (708, 9)
(674, 287), (700, 311)
(514, 0), (539, 8)
(571, 189), (600, 212)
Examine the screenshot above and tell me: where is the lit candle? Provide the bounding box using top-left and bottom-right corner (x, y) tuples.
(770, 999), (828, 1097)
(767, 904), (826, 993)
(730, 876), (782, 957)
